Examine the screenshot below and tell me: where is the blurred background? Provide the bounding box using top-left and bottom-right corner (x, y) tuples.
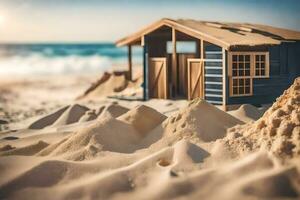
(0, 0), (299, 77)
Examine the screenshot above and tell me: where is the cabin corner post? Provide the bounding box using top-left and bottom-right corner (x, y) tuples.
(127, 45), (132, 81)
(143, 36), (149, 101)
(222, 48), (227, 111)
(172, 27), (177, 97)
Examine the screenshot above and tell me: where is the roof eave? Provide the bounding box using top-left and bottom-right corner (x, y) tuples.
(115, 18), (231, 50)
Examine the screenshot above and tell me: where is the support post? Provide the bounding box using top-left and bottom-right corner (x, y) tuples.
(222, 47), (227, 111)
(172, 27), (177, 97)
(200, 39), (204, 59)
(128, 45), (132, 81)
(143, 37), (149, 101)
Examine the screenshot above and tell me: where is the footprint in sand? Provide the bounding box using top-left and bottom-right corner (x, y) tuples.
(157, 158), (171, 167)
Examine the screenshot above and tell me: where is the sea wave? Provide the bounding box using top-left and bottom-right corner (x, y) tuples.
(0, 54), (121, 76)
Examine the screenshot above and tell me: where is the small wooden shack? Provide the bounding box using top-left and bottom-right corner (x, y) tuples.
(116, 18), (300, 109)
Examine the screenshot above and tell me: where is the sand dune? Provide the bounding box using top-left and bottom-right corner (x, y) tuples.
(224, 77), (300, 158)
(0, 77), (299, 199)
(118, 105), (167, 136)
(150, 99), (244, 143)
(28, 105), (70, 129)
(78, 71), (142, 99)
(228, 104), (264, 123)
(52, 104), (89, 126)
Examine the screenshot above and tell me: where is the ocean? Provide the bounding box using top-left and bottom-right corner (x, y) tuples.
(0, 43), (142, 76)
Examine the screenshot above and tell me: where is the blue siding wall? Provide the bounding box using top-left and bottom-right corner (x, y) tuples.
(226, 42), (300, 106)
(204, 44), (223, 105)
(143, 36), (149, 100)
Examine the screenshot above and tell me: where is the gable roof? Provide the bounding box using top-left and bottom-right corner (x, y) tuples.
(116, 18), (300, 49)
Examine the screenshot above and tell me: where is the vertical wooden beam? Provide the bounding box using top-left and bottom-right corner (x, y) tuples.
(127, 45), (132, 81)
(200, 39), (204, 59)
(200, 39), (204, 101)
(172, 27), (177, 97)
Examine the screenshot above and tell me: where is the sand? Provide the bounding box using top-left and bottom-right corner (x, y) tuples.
(78, 71), (143, 100)
(118, 105), (167, 136)
(228, 104), (264, 123)
(0, 74), (299, 200)
(222, 77), (300, 159)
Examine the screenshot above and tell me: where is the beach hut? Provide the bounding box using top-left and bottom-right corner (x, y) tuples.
(116, 18), (300, 110)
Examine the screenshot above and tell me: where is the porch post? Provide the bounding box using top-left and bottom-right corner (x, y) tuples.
(127, 45), (132, 81)
(143, 36), (149, 100)
(172, 27), (177, 97)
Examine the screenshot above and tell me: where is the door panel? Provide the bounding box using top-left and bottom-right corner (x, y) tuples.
(178, 54), (195, 97)
(148, 57), (168, 99)
(187, 59), (204, 100)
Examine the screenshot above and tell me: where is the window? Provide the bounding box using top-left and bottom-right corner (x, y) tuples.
(231, 77), (252, 96)
(254, 53), (269, 77)
(166, 41), (196, 54)
(228, 52), (269, 97)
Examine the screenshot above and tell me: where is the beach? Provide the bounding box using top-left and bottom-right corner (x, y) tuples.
(0, 68), (299, 200)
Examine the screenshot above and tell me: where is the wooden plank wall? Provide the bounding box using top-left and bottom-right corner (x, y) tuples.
(204, 43), (223, 105)
(226, 42), (300, 106)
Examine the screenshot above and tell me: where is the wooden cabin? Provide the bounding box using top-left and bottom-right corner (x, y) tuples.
(116, 18), (300, 110)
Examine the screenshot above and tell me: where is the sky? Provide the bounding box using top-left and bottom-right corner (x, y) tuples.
(0, 0), (300, 43)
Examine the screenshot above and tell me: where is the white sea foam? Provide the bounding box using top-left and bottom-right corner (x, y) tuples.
(0, 54), (119, 76)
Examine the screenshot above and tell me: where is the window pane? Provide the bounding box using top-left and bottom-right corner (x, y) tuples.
(255, 70), (260, 76)
(166, 41), (196, 53)
(256, 62), (260, 69)
(245, 87), (250, 94)
(233, 55), (238, 62)
(245, 55), (250, 62)
(239, 63), (244, 70)
(233, 70), (237, 76)
(245, 62), (250, 69)
(239, 79), (244, 85)
(239, 70), (244, 76)
(261, 55), (265, 61)
(256, 55), (260, 61)
(233, 79), (238, 86)
(245, 70), (250, 76)
(245, 78), (250, 85)
(233, 87), (238, 94)
(261, 62), (265, 69)
(239, 55), (244, 62)
(261, 69), (265, 76)
(239, 87), (244, 94)
(232, 63), (237, 69)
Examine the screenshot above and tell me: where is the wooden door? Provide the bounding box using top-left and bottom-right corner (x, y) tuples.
(187, 59), (204, 100)
(178, 54), (195, 97)
(148, 57), (168, 99)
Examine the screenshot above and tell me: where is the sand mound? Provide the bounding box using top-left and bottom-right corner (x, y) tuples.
(78, 110), (97, 123)
(118, 105), (167, 136)
(224, 77), (300, 158)
(52, 104), (89, 126)
(150, 99), (243, 143)
(78, 71), (142, 99)
(98, 104), (129, 118)
(28, 104), (91, 129)
(39, 116), (141, 160)
(172, 139), (210, 165)
(0, 144), (15, 152)
(0, 141), (48, 156)
(28, 105), (69, 129)
(228, 104), (264, 123)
